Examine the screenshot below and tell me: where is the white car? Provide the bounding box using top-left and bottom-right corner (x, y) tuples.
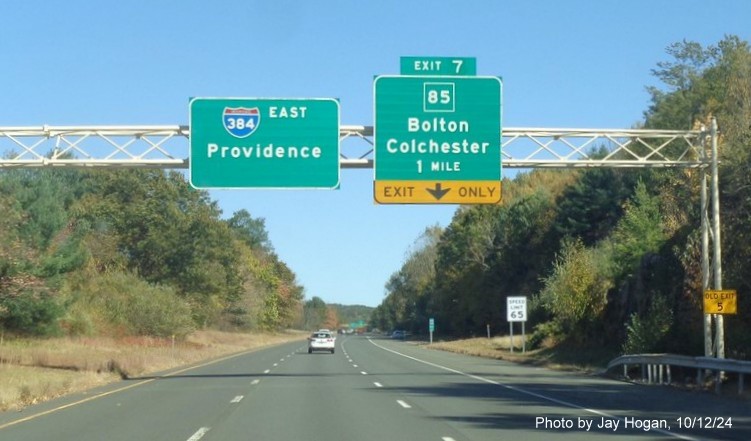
(308, 331), (336, 354)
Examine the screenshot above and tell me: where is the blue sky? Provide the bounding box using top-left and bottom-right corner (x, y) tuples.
(2, 1), (750, 307)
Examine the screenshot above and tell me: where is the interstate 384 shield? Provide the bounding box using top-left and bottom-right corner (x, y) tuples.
(222, 107), (260, 138)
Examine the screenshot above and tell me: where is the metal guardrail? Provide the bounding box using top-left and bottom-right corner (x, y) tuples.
(606, 354), (751, 395)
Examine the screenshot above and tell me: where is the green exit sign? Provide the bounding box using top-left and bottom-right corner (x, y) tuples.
(189, 98), (340, 189)
(374, 75), (502, 204)
(401, 57), (477, 76)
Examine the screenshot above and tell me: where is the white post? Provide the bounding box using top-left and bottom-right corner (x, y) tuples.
(710, 118), (724, 359)
(509, 322), (514, 353)
(701, 125), (713, 357)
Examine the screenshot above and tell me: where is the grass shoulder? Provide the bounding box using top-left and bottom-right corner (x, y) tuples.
(0, 330), (307, 411)
(423, 336), (617, 374)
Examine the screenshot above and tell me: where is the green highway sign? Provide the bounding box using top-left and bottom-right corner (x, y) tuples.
(374, 75), (502, 204)
(189, 98), (340, 189)
(400, 57), (477, 76)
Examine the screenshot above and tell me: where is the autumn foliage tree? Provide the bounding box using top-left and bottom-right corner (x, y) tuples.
(0, 168), (304, 337)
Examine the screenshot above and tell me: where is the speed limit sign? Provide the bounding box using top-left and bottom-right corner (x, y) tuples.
(507, 296), (527, 322)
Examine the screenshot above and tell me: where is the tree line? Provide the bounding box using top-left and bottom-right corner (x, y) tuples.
(301, 298), (373, 331)
(0, 167), (304, 338)
(371, 36), (751, 360)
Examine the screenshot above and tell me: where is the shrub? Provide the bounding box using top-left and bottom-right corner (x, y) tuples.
(60, 307), (95, 336)
(124, 283), (195, 337)
(538, 238), (612, 341)
(0, 290), (62, 336)
(66, 272), (195, 338)
(527, 321), (563, 349)
(622, 293), (673, 354)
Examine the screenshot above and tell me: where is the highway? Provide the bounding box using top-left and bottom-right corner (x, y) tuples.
(0, 335), (748, 441)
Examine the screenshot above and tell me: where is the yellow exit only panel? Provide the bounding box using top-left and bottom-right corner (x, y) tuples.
(374, 180), (501, 204)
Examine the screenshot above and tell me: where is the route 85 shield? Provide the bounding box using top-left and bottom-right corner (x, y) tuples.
(223, 107), (260, 138)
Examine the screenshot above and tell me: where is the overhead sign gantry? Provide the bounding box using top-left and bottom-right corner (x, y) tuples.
(0, 61), (729, 360)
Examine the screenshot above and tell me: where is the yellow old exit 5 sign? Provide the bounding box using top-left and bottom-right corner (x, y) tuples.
(703, 290), (738, 315)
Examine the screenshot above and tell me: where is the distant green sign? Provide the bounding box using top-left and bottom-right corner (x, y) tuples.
(189, 98), (340, 189)
(401, 57), (477, 76)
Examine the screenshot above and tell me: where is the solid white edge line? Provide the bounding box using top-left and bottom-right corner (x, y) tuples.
(187, 426), (210, 441)
(368, 339), (699, 441)
(397, 400), (412, 409)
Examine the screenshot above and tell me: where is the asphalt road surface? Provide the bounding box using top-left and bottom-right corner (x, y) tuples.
(0, 335), (748, 440)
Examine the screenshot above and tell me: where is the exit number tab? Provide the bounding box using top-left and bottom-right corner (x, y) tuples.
(401, 57), (477, 76)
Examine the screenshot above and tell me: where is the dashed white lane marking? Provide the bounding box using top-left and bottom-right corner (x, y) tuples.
(442, 437), (456, 441)
(251, 379), (260, 385)
(373, 382), (383, 388)
(397, 400), (412, 409)
(353, 364), (358, 368)
(367, 339), (699, 441)
(360, 371), (368, 375)
(187, 427), (210, 441)
(273, 363), (278, 367)
(230, 395), (244, 403)
(263, 369), (270, 374)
